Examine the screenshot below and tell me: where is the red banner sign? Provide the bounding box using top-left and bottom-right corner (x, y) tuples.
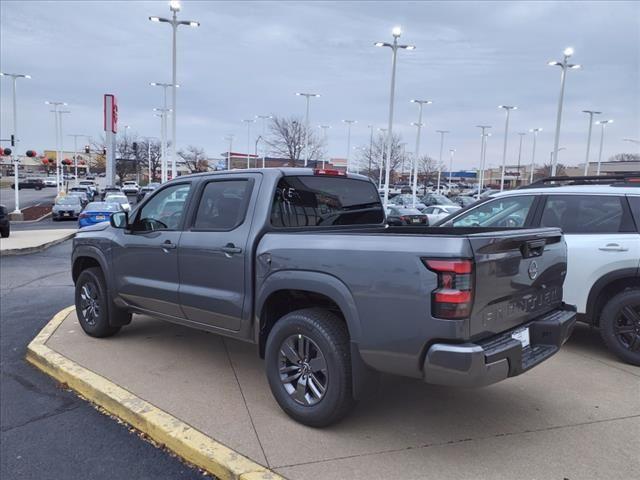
(103, 94), (118, 133)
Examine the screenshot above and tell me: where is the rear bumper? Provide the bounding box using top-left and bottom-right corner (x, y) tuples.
(423, 305), (576, 387)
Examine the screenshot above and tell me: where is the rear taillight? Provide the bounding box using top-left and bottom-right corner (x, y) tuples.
(423, 259), (474, 319)
(79, 213), (88, 219)
(314, 168), (346, 176)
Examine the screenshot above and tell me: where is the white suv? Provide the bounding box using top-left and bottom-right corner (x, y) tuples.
(440, 176), (640, 365)
(121, 181), (140, 195)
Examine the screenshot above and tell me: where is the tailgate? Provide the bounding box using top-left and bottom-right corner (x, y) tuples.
(467, 228), (567, 339)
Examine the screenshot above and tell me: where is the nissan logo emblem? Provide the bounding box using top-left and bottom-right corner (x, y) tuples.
(528, 260), (539, 280)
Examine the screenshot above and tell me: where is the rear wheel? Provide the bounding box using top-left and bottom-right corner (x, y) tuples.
(265, 308), (355, 427)
(600, 289), (640, 366)
(75, 267), (129, 337)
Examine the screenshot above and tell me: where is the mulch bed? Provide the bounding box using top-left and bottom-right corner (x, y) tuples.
(20, 203), (53, 221)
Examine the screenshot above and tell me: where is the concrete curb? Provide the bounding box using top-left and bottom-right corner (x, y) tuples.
(0, 231), (75, 256)
(26, 307), (285, 480)
(12, 212), (52, 224)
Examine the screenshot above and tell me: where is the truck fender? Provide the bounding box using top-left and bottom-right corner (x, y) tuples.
(72, 245), (113, 294)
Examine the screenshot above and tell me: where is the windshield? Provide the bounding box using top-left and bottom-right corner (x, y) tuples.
(271, 175), (384, 227)
(85, 202), (120, 212)
(57, 196), (80, 205)
(106, 195), (128, 203)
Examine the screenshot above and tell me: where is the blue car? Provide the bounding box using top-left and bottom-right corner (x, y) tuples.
(78, 202), (122, 228)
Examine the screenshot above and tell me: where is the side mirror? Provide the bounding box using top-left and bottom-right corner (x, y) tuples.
(110, 211), (128, 229)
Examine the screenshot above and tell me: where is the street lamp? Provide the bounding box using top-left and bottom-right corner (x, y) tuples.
(516, 132), (526, 185)
(57, 110), (71, 188)
(68, 134), (90, 179)
(548, 47), (581, 176)
(45, 101), (67, 193)
(255, 115), (272, 168)
(476, 125), (491, 196)
(375, 26), (415, 206)
(498, 105), (517, 191)
(319, 125), (331, 168)
(296, 93), (320, 166)
(435, 130), (449, 192)
(242, 119), (255, 168)
(1, 72), (30, 217)
(595, 119), (614, 175)
(582, 110), (602, 175)
(149, 1), (199, 179)
(448, 148), (456, 185)
(410, 99), (431, 206)
(343, 120), (356, 173)
(150, 82), (178, 179)
(529, 128), (542, 183)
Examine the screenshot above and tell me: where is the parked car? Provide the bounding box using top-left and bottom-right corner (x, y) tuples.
(43, 177), (59, 187)
(420, 193), (457, 207)
(72, 168), (576, 426)
(385, 206), (428, 225)
(389, 194), (428, 211)
(11, 178), (44, 190)
(78, 202), (122, 229)
(440, 175), (640, 365)
(52, 195), (83, 220)
(69, 185), (95, 202)
(423, 204), (461, 224)
(0, 205), (10, 238)
(78, 180), (98, 197)
(98, 172), (106, 178)
(136, 183), (160, 203)
(122, 181), (140, 195)
(67, 191), (89, 207)
(105, 194), (131, 212)
(102, 185), (122, 200)
(86, 175), (96, 181)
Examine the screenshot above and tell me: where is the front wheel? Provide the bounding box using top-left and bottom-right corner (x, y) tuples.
(265, 308), (355, 427)
(600, 289), (640, 366)
(75, 267), (128, 338)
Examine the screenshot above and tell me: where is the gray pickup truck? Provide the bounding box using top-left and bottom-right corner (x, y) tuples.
(72, 168), (576, 426)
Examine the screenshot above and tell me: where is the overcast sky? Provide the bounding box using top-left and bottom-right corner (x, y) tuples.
(1, 1), (638, 170)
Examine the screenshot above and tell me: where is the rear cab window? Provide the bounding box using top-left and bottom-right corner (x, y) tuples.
(270, 175), (384, 228)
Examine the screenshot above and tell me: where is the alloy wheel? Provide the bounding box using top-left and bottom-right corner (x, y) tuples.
(79, 281), (100, 326)
(278, 334), (328, 406)
(614, 304), (640, 352)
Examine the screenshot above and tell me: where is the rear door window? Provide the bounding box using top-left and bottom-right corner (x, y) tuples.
(271, 175), (384, 227)
(450, 195), (535, 228)
(193, 179), (253, 231)
(540, 195), (636, 233)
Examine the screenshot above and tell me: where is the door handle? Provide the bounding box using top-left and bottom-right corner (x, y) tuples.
(220, 243), (242, 255)
(161, 240), (177, 250)
(599, 243), (628, 252)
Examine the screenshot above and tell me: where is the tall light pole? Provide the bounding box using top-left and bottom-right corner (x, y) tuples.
(57, 110), (71, 188)
(595, 119), (613, 175)
(366, 124), (374, 177)
(548, 47), (581, 176)
(68, 134), (89, 179)
(448, 148), (456, 185)
(255, 115), (272, 168)
(343, 120), (356, 173)
(154, 108), (171, 182)
(498, 105), (517, 191)
(410, 99), (431, 206)
(375, 26), (416, 206)
(516, 132), (526, 186)
(296, 93), (320, 167)
(46, 102), (68, 193)
(319, 125), (330, 168)
(224, 134), (234, 170)
(150, 1), (199, 180)
(529, 128), (542, 183)
(242, 119), (255, 168)
(476, 125), (491, 196)
(1, 72), (30, 217)
(377, 128), (387, 189)
(435, 130), (449, 192)
(582, 110), (601, 175)
(143, 136), (159, 182)
(150, 82), (177, 179)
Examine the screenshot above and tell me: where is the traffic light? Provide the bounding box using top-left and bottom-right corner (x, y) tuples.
(84, 145), (90, 154)
(2, 148), (11, 156)
(132, 142), (138, 153)
(26, 150), (37, 157)
(10, 135), (15, 147)
(102, 148), (107, 155)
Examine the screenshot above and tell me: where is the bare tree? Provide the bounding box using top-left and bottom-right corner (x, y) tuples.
(136, 139), (162, 182)
(535, 162), (566, 179)
(356, 132), (405, 184)
(266, 116), (323, 166)
(609, 152), (640, 162)
(114, 132), (138, 183)
(178, 145), (209, 173)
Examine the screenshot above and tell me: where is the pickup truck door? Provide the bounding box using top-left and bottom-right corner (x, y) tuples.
(178, 175), (260, 331)
(538, 194), (640, 314)
(111, 182), (192, 318)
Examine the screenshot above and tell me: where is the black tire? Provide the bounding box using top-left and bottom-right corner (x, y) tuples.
(0, 226), (9, 238)
(265, 308), (355, 427)
(75, 267), (129, 338)
(600, 289), (640, 366)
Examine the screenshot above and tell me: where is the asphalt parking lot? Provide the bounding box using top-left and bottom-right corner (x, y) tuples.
(0, 241), (202, 480)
